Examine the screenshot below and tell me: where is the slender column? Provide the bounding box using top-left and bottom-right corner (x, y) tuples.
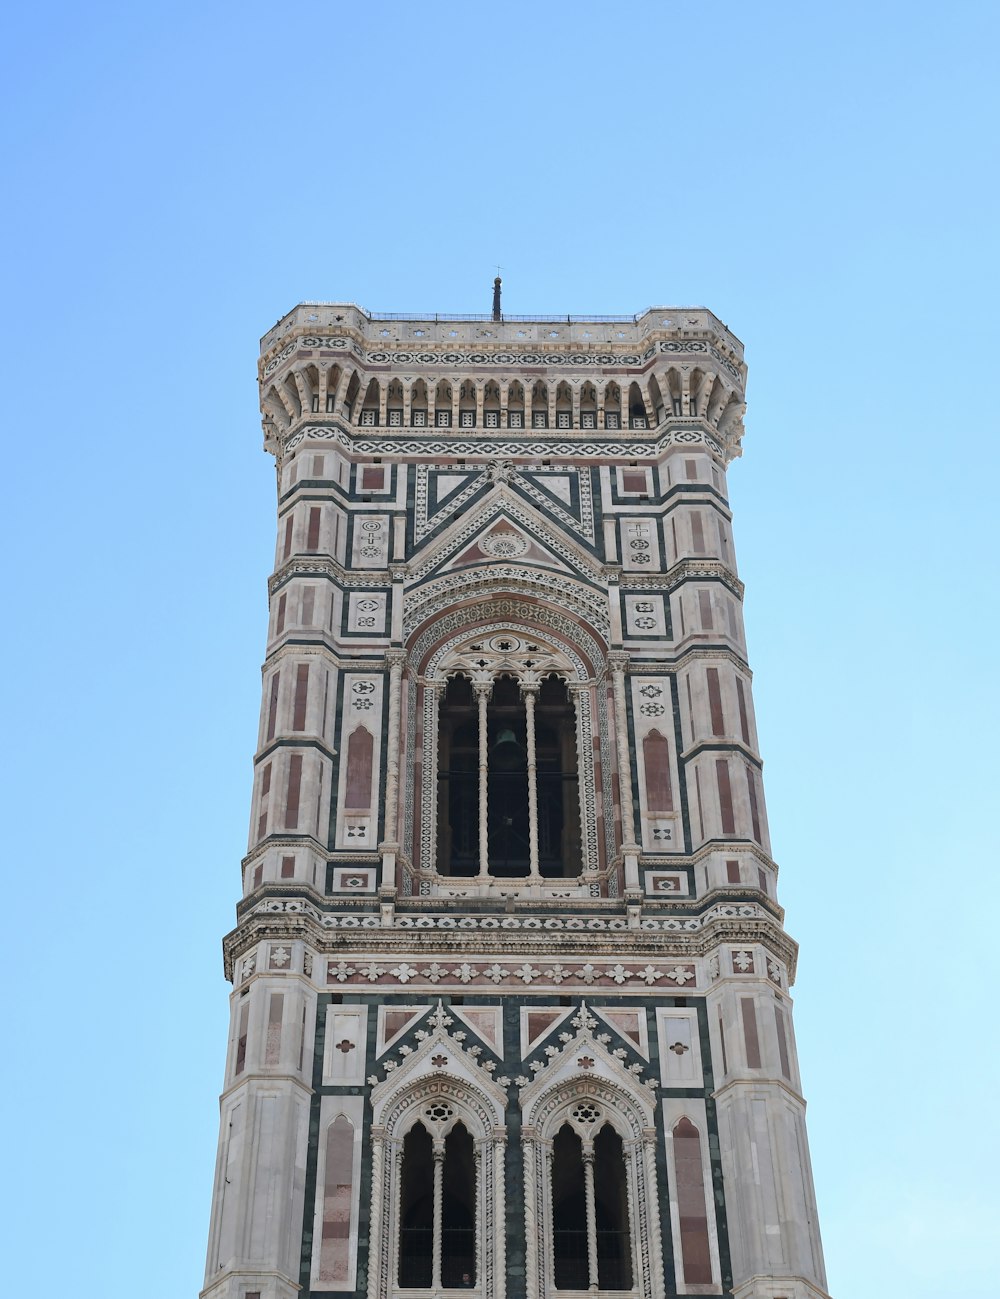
(432, 1139), (445, 1291)
(420, 680), (445, 878)
(366, 1129), (386, 1299)
(493, 1132), (507, 1299)
(475, 682), (492, 879)
(379, 651), (406, 890)
(523, 684), (541, 882)
(608, 651), (640, 890)
(582, 1143), (599, 1293)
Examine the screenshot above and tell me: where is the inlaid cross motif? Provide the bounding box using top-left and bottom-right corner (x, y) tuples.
(335, 1038), (355, 1054)
(577, 1056), (595, 1069)
(668, 1041), (690, 1056)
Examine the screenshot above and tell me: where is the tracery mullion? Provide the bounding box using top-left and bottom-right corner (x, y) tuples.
(523, 684), (541, 881)
(476, 683), (491, 878)
(582, 1142), (599, 1291)
(420, 682), (442, 877)
(432, 1139), (445, 1290)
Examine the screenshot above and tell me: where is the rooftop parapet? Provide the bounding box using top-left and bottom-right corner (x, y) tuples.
(261, 302), (744, 374)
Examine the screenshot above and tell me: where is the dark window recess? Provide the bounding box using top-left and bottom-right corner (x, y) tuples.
(436, 673), (580, 879)
(552, 1125), (588, 1290)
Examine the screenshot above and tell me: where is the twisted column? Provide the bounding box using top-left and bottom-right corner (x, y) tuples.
(475, 682), (492, 880)
(523, 684), (541, 882)
(582, 1143), (599, 1292)
(379, 650), (406, 889)
(432, 1138), (445, 1292)
(608, 652), (640, 890)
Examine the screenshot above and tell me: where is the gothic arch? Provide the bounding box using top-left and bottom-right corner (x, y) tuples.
(403, 569), (610, 647)
(407, 600), (612, 884)
(368, 1070), (507, 1299)
(521, 1074), (661, 1299)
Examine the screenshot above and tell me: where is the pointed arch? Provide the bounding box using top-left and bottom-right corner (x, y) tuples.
(521, 1072), (662, 1299)
(368, 1067), (507, 1299)
(647, 374), (664, 425)
(628, 381), (647, 428)
(343, 369), (361, 420)
(410, 377), (428, 426)
(360, 377), (380, 426)
(324, 362), (343, 412)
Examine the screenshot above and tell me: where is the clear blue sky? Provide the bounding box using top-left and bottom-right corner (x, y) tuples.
(3, 3), (997, 1295)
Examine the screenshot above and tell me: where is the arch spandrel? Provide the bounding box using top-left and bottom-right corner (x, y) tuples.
(409, 604), (607, 684)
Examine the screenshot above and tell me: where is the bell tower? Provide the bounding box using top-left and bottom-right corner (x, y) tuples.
(201, 300), (831, 1299)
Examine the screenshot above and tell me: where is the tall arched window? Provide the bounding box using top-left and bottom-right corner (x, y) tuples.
(397, 1116), (478, 1290)
(399, 1123), (434, 1287)
(442, 1124), (476, 1287)
(550, 1112), (635, 1292)
(552, 1124), (588, 1289)
(436, 669), (579, 877)
(594, 1124), (633, 1290)
(522, 1076), (663, 1299)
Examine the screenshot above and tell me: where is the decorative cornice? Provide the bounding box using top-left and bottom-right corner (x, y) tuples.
(280, 419), (728, 461)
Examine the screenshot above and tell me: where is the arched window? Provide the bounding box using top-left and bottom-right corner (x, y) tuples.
(594, 1124), (633, 1290)
(436, 671), (579, 877)
(370, 1073), (505, 1299)
(410, 379), (428, 427)
(628, 382), (647, 429)
(397, 1118), (478, 1290)
(552, 1124), (588, 1289)
(399, 1123), (434, 1287)
(507, 380), (525, 427)
(442, 1124), (476, 1287)
(550, 1116), (635, 1291)
(522, 1074), (661, 1299)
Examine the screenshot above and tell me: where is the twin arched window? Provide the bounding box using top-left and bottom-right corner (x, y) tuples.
(551, 1117), (634, 1291)
(394, 1105), (636, 1295)
(398, 1119), (477, 1289)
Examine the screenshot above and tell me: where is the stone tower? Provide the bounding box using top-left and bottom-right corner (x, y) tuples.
(201, 298), (831, 1299)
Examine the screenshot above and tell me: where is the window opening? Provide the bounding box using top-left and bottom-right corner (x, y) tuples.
(441, 1124), (476, 1287)
(436, 671), (579, 878)
(398, 1120), (476, 1290)
(399, 1124), (434, 1287)
(594, 1125), (633, 1289)
(552, 1124), (588, 1290)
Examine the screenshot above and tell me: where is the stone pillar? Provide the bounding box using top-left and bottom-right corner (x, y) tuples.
(379, 651), (406, 894)
(420, 680), (443, 878)
(608, 651), (640, 890)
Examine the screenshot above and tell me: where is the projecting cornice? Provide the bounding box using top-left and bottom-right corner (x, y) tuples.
(260, 303), (745, 378)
